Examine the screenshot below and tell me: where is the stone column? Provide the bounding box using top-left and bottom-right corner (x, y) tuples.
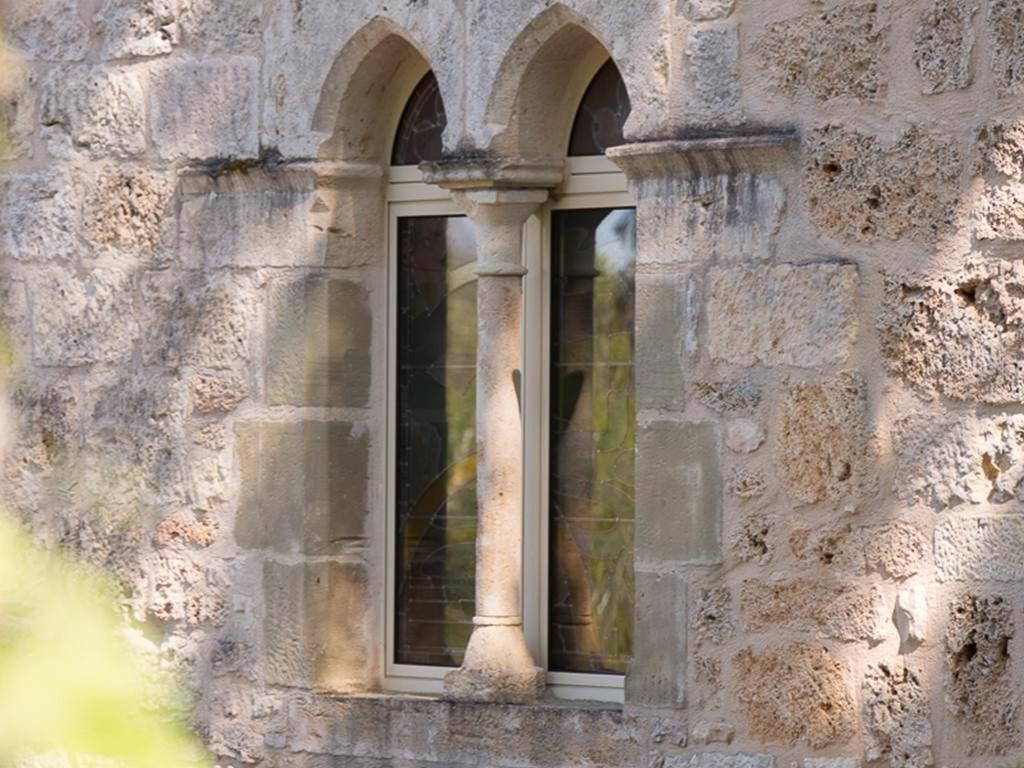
(421, 158), (561, 703)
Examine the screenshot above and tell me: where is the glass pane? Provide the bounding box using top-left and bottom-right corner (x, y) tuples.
(392, 72), (447, 166)
(549, 208), (636, 675)
(395, 216), (477, 667)
(568, 60), (631, 157)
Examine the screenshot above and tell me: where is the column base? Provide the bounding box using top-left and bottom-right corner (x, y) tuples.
(443, 665), (545, 704)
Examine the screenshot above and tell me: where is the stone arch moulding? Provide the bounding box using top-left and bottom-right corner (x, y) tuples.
(483, 3), (632, 162)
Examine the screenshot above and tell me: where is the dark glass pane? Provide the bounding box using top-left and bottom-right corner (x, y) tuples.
(549, 208), (636, 675)
(395, 216), (477, 667)
(568, 60), (631, 157)
(392, 72), (447, 165)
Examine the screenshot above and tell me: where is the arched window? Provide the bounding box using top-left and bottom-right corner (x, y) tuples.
(568, 59), (632, 157)
(391, 71), (447, 165)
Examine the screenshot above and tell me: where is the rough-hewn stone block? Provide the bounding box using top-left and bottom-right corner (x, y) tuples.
(266, 277), (372, 408)
(95, 0), (177, 60)
(790, 522), (927, 581)
(708, 264), (858, 368)
(627, 571), (686, 707)
(0, 169), (79, 263)
(83, 166), (174, 262)
(236, 421), (369, 554)
(976, 181), (1024, 240)
(150, 57), (259, 160)
(913, 0), (976, 94)
(863, 663), (933, 768)
(637, 421), (720, 564)
(0, 62), (35, 160)
(664, 755), (774, 768)
(936, 517), (1024, 581)
(678, 0), (734, 20)
(636, 275), (687, 410)
(180, 0), (262, 52)
(974, 119), (1024, 180)
(5, 0), (90, 61)
(263, 560), (368, 688)
(189, 372), (248, 414)
(991, 0), (1024, 95)
(686, 25), (740, 122)
(741, 580), (884, 642)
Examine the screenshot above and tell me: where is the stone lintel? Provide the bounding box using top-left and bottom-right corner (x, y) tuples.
(608, 129), (799, 179)
(420, 155), (565, 190)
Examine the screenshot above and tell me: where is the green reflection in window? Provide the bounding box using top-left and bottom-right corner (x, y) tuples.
(395, 216), (477, 667)
(549, 208), (636, 675)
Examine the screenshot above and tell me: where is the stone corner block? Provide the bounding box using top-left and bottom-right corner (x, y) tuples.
(627, 571), (686, 709)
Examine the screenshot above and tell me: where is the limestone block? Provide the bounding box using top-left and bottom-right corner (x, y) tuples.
(636, 275), (687, 410)
(913, 0), (977, 93)
(790, 522), (926, 581)
(29, 267), (137, 366)
(935, 516), (1024, 581)
(976, 181), (1024, 239)
(741, 580), (884, 643)
(95, 0), (177, 60)
(708, 264), (858, 368)
(755, 3), (885, 101)
(144, 551), (226, 626)
(944, 595), (1018, 753)
(728, 469), (768, 500)
(862, 523), (928, 581)
(0, 168), (79, 263)
(627, 571), (686, 707)
(777, 373), (876, 504)
(730, 512), (772, 563)
(150, 57), (259, 160)
(974, 119), (1024, 180)
(695, 379), (763, 413)
(893, 587), (926, 654)
(805, 760), (860, 768)
(991, 0), (1024, 95)
(266, 277), (371, 408)
(690, 721), (735, 746)
(685, 25), (740, 122)
(180, 0), (262, 52)
(664, 755), (773, 768)
(636, 421), (721, 565)
(141, 271), (254, 368)
(735, 644), (855, 749)
(805, 125), (963, 243)
(4, 0), (90, 61)
(725, 420), (764, 454)
(41, 66), (147, 158)
(189, 372), (248, 414)
(863, 663), (935, 767)
(8, 380), (80, 471)
(678, 0), (734, 20)
(691, 586), (734, 645)
(179, 174), (326, 268)
(0, 61), (35, 160)
(155, 510), (218, 548)
(190, 453), (228, 511)
(82, 166), (175, 262)
(235, 421), (369, 554)
(262, 560), (368, 689)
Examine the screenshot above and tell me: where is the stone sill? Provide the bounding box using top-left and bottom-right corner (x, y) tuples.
(319, 689), (624, 713)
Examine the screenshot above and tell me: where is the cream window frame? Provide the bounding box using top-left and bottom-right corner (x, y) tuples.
(383, 156), (632, 703)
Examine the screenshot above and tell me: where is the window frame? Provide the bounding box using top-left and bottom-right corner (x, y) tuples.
(383, 156), (633, 702)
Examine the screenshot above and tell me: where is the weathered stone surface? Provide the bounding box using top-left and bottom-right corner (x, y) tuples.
(56, 499), (145, 587)
(636, 275), (686, 410)
(41, 66), (147, 158)
(82, 166), (174, 261)
(863, 663), (933, 768)
(790, 522), (926, 581)
(664, 754), (773, 768)
(936, 517), (1024, 581)
(678, 0), (734, 21)
(725, 419), (764, 454)
(4, 0), (90, 60)
(976, 181), (1024, 239)
(735, 644), (855, 748)
(708, 264), (857, 368)
(0, 168), (79, 263)
(741, 580), (883, 642)
(29, 267), (137, 366)
(180, 174), (325, 268)
(690, 720), (735, 746)
(727, 469), (768, 500)
(189, 372), (248, 414)
(893, 586), (927, 654)
(266, 277), (372, 408)
(804, 760), (860, 768)
(913, 0), (976, 93)
(691, 586), (734, 645)
(944, 594), (1019, 753)
(95, 0), (177, 60)
(991, 0), (1024, 95)
(236, 421), (369, 554)
(0, 61), (34, 160)
(263, 560), (368, 689)
(974, 119), (1024, 180)
(686, 25), (740, 122)
(731, 512), (772, 564)
(144, 551), (226, 626)
(155, 510), (218, 549)
(755, 3), (885, 101)
(627, 571), (686, 707)
(695, 379), (762, 413)
(7, 381), (80, 471)
(805, 125), (962, 242)
(778, 372), (875, 504)
(141, 271), (253, 368)
(150, 57), (260, 160)
(637, 421), (720, 565)
(179, 0), (262, 52)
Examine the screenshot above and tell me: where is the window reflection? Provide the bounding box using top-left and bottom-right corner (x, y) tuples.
(392, 72), (447, 166)
(395, 216), (477, 667)
(568, 60), (631, 157)
(549, 208), (636, 675)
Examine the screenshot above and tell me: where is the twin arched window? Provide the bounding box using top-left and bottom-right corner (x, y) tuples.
(387, 61), (636, 701)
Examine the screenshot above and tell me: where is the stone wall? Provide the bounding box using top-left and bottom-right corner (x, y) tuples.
(2, 1), (1024, 767)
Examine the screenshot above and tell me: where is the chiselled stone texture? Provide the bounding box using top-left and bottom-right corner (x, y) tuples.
(236, 421), (369, 554)
(790, 522), (927, 581)
(731, 512), (772, 563)
(266, 277), (372, 407)
(936, 517), (1024, 581)
(627, 571), (686, 707)
(686, 26), (740, 122)
(84, 166), (174, 261)
(944, 594), (1019, 753)
(636, 421), (720, 565)
(95, 0), (177, 60)
(991, 0), (1024, 95)
(4, 0), (90, 61)
(636, 275), (687, 410)
(144, 550), (226, 626)
(741, 580), (883, 642)
(263, 560), (368, 689)
(41, 66), (147, 158)
(778, 373), (876, 504)
(708, 264), (858, 368)
(0, 168), (79, 263)
(691, 586), (735, 646)
(974, 119), (1024, 180)
(735, 644), (855, 748)
(180, 0), (263, 53)
(913, 0), (976, 94)
(976, 182), (1024, 240)
(678, 0), (735, 21)
(880, 261), (1024, 403)
(863, 663), (934, 768)
(755, 3), (885, 101)
(806, 125), (963, 242)
(150, 57), (260, 160)
(695, 379), (762, 413)
(189, 372), (248, 414)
